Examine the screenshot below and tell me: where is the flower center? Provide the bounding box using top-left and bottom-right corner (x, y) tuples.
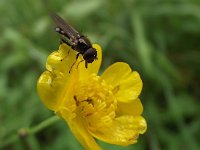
(73, 74), (117, 131)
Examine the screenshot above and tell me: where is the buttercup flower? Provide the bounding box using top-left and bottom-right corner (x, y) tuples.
(37, 43), (147, 150)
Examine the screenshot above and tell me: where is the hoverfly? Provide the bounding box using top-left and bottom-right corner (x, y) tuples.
(50, 13), (97, 68)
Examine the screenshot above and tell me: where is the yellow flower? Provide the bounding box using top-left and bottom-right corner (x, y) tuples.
(37, 43), (147, 150)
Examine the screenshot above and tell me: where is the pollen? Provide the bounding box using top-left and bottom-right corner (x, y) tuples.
(73, 74), (117, 131)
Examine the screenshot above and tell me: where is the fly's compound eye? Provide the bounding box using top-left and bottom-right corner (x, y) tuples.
(83, 48), (97, 63)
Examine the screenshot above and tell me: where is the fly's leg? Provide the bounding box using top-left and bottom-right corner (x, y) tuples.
(76, 60), (84, 69)
(76, 52), (81, 59)
(59, 38), (72, 61)
(69, 52), (81, 73)
(85, 62), (88, 68)
(60, 38), (71, 46)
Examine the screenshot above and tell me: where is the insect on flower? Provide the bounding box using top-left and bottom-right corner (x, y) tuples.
(37, 43), (147, 150)
(50, 13), (97, 69)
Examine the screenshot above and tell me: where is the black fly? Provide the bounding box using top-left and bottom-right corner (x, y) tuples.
(50, 13), (97, 68)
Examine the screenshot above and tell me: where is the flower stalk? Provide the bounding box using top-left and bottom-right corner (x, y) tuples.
(1, 116), (60, 149)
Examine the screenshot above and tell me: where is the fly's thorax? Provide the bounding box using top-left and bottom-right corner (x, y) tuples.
(74, 37), (91, 53)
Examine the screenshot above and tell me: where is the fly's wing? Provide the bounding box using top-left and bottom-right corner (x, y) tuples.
(50, 13), (81, 39)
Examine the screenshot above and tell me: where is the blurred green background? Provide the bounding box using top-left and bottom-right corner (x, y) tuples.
(0, 0), (200, 150)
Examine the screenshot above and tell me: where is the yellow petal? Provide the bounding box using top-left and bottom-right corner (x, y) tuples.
(101, 62), (143, 102)
(89, 115), (147, 146)
(37, 71), (60, 110)
(116, 98), (143, 116)
(37, 43), (77, 111)
(59, 109), (102, 150)
(46, 43), (77, 74)
(89, 44), (102, 74)
(77, 44), (102, 80)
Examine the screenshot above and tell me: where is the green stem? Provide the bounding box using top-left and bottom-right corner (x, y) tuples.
(28, 115), (60, 134)
(1, 115), (60, 148)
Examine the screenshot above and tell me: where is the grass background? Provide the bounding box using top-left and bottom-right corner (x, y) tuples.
(0, 0), (200, 149)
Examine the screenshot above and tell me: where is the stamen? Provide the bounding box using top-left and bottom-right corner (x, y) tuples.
(73, 74), (117, 129)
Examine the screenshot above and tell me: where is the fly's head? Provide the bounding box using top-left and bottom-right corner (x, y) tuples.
(83, 48), (97, 63)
